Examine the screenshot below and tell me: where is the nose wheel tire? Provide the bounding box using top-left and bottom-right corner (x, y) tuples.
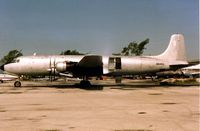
(14, 81), (21, 87)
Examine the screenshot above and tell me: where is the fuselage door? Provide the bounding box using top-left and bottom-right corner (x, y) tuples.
(108, 57), (121, 71)
(115, 57), (121, 69)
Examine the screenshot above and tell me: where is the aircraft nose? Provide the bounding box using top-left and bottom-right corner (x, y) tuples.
(0, 64), (4, 71)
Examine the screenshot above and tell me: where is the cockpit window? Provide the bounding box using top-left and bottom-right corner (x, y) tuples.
(16, 59), (20, 63)
(12, 58), (20, 63)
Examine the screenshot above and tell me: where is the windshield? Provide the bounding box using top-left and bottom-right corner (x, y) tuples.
(12, 58), (20, 63)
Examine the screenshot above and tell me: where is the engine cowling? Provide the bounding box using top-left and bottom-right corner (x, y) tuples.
(56, 62), (72, 72)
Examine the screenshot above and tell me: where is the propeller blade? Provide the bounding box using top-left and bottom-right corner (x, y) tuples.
(53, 58), (56, 80)
(49, 58), (52, 81)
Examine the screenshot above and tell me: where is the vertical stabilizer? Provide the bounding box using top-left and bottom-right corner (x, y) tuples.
(154, 34), (187, 64)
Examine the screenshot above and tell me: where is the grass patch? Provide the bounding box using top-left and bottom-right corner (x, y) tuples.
(174, 78), (198, 85)
(160, 78), (200, 86)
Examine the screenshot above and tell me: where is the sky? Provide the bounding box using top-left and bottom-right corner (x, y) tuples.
(0, 0), (199, 60)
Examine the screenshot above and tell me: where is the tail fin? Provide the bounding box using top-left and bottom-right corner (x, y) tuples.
(155, 34), (188, 64)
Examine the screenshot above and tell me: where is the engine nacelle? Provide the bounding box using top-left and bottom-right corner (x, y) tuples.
(55, 62), (68, 72)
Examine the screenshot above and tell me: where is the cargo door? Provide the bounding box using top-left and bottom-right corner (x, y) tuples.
(108, 57), (121, 71)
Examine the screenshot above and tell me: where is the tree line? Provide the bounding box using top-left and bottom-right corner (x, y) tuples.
(0, 38), (149, 64)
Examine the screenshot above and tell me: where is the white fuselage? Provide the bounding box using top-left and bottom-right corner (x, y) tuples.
(4, 55), (170, 76)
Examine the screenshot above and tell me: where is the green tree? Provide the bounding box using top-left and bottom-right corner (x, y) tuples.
(121, 47), (129, 56)
(60, 49), (84, 55)
(0, 49), (23, 64)
(121, 38), (149, 56)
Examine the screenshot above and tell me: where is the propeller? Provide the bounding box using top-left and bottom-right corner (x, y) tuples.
(53, 58), (56, 80)
(48, 57), (56, 81)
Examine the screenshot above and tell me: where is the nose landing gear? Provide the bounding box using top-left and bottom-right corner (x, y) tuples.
(14, 81), (21, 87)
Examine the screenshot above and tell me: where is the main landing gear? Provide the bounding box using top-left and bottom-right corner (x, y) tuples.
(79, 76), (103, 90)
(80, 80), (91, 88)
(80, 76), (91, 88)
